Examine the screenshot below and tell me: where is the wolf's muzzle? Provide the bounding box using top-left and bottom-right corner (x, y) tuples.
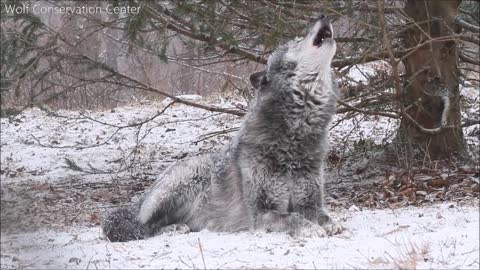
(313, 15), (333, 47)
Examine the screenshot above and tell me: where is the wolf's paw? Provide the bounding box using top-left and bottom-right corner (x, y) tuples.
(321, 220), (345, 236)
(292, 223), (328, 238)
(159, 224), (191, 234)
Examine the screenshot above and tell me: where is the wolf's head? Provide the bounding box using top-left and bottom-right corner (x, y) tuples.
(240, 16), (337, 162)
(251, 15), (336, 89)
(246, 15), (338, 135)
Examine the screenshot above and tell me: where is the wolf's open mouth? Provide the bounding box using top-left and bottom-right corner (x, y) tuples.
(313, 25), (332, 47)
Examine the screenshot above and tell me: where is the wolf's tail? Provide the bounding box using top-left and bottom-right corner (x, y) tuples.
(103, 155), (213, 242)
(138, 155), (213, 231)
(102, 203), (146, 242)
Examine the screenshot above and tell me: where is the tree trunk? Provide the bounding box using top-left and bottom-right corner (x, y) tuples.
(399, 0), (465, 161)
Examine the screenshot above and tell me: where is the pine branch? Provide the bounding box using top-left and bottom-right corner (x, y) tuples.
(143, 2), (268, 64)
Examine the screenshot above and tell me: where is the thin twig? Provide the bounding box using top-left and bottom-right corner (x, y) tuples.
(337, 100), (399, 119)
(198, 238), (207, 270)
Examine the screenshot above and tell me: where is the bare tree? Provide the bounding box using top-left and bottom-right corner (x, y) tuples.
(395, 0), (465, 160)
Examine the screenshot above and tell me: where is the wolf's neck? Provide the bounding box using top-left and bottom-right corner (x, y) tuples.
(271, 74), (333, 147)
(296, 68), (331, 93)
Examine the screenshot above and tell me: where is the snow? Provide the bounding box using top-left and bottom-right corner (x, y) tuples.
(342, 60), (392, 84)
(1, 97), (479, 269)
(330, 114), (399, 146)
(1, 203), (478, 269)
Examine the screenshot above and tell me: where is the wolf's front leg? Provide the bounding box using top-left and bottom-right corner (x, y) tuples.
(301, 175), (345, 236)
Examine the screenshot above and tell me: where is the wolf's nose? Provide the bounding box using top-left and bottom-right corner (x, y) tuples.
(318, 14), (330, 23)
(317, 14), (330, 28)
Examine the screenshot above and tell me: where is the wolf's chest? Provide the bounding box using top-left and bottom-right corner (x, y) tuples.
(261, 176), (318, 212)
(287, 178), (318, 210)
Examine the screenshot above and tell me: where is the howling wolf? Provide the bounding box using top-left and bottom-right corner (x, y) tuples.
(103, 15), (343, 242)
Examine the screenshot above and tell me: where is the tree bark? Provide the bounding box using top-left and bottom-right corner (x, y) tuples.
(399, 0), (465, 160)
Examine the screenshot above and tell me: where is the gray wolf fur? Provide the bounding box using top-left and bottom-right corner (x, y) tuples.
(103, 16), (343, 242)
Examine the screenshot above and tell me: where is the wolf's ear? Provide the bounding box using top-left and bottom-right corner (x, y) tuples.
(249, 71), (267, 89)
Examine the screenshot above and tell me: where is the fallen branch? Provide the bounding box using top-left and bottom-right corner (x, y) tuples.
(76, 54), (246, 117)
(40, 22), (247, 117)
(193, 127), (240, 144)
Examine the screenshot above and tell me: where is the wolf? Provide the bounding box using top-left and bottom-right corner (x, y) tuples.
(102, 15), (343, 242)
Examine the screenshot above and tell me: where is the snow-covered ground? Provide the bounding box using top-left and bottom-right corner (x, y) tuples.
(0, 98), (241, 185)
(1, 203), (478, 269)
(1, 96), (479, 269)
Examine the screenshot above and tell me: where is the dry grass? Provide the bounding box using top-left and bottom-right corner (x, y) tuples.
(362, 241), (431, 269)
